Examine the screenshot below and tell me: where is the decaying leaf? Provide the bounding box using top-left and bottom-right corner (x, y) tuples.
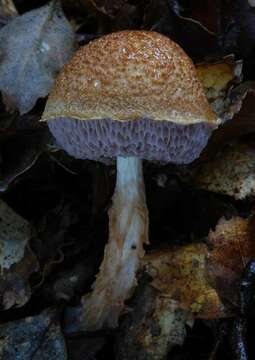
(0, 198), (30, 271)
(0, 0), (75, 114)
(116, 216), (255, 359)
(116, 281), (194, 360)
(192, 142), (255, 200)
(198, 82), (255, 162)
(143, 244), (229, 319)
(0, 308), (67, 360)
(0, 198), (38, 309)
(136, 298), (193, 359)
(196, 57), (242, 121)
(207, 216), (255, 308)
(227, 81), (255, 124)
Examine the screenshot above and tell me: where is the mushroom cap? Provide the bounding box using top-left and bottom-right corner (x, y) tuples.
(42, 30), (219, 164)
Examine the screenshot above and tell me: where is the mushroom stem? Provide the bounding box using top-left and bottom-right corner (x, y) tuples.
(82, 156), (149, 330)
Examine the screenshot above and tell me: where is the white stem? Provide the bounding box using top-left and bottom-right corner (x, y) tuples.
(82, 156), (149, 330)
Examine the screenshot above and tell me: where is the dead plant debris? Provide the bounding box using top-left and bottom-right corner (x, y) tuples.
(0, 1), (255, 359)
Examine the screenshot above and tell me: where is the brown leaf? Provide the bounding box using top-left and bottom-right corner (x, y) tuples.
(192, 142), (255, 200)
(207, 216), (255, 308)
(196, 56), (243, 121)
(198, 82), (255, 162)
(117, 218), (255, 358)
(143, 244), (229, 319)
(115, 279), (194, 360)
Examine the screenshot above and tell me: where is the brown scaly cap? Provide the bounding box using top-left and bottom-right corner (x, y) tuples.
(42, 30), (218, 124)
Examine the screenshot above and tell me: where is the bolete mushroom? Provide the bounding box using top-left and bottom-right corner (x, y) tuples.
(41, 30), (219, 330)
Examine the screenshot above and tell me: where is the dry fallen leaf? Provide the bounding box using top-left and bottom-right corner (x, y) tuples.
(192, 142), (255, 200)
(116, 214), (255, 358)
(143, 244), (229, 319)
(0, 0), (75, 114)
(142, 216), (255, 321)
(116, 283), (193, 360)
(0, 199), (30, 272)
(0, 198), (38, 309)
(196, 57), (242, 121)
(207, 216), (255, 308)
(198, 82), (255, 162)
(0, 308), (67, 359)
(135, 298), (192, 358)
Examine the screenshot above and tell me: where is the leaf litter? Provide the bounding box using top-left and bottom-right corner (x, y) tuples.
(0, 308), (67, 360)
(0, 0), (76, 114)
(0, 0), (255, 359)
(0, 197), (38, 309)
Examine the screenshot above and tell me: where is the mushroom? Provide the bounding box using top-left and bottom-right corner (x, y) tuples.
(41, 30), (219, 330)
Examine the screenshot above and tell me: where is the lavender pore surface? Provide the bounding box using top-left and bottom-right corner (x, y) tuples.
(48, 117), (214, 164)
